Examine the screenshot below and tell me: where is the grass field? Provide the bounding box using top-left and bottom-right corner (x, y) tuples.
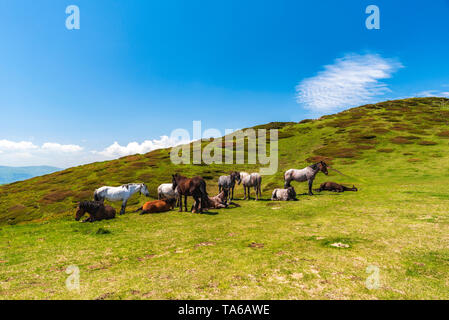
(1, 97), (449, 299)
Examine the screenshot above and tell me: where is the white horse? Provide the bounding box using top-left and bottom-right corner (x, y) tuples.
(242, 173), (262, 200)
(94, 183), (150, 215)
(284, 161), (328, 195)
(157, 183), (178, 200)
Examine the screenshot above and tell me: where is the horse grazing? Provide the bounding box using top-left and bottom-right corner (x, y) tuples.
(218, 171), (241, 201)
(94, 183), (150, 215)
(271, 187), (297, 201)
(172, 174), (208, 213)
(242, 173), (262, 200)
(284, 161), (329, 196)
(136, 198), (176, 215)
(75, 201), (116, 222)
(315, 182), (358, 193)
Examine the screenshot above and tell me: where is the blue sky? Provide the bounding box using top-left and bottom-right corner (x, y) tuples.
(0, 0), (448, 167)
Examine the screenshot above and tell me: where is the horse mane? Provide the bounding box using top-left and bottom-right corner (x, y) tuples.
(309, 161), (327, 170)
(79, 201), (104, 213)
(309, 163), (319, 170)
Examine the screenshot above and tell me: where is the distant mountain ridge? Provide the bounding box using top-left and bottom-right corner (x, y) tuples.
(0, 166), (61, 185)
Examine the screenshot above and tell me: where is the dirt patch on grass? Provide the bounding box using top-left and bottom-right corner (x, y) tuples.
(408, 158), (422, 163)
(377, 148), (394, 153)
(373, 128), (390, 134)
(249, 243), (264, 248)
(390, 137), (414, 145)
(436, 130), (449, 138)
(39, 190), (75, 204)
(306, 156), (333, 164)
(314, 146), (360, 158)
(418, 140), (437, 146)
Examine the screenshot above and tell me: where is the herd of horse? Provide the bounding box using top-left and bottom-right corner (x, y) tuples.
(75, 161), (358, 223)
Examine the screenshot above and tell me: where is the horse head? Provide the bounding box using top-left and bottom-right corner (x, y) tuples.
(140, 183), (150, 197)
(75, 203), (86, 221)
(287, 187), (296, 200)
(320, 161), (329, 175)
(231, 171), (241, 184)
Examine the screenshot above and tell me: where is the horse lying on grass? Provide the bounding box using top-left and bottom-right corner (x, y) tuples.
(136, 198), (176, 215)
(271, 187), (297, 201)
(192, 189), (241, 212)
(315, 182), (358, 193)
(75, 201), (116, 222)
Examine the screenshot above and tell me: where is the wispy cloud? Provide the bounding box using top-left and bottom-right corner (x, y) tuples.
(93, 135), (189, 159)
(415, 90), (449, 98)
(296, 53), (403, 113)
(0, 135), (190, 167)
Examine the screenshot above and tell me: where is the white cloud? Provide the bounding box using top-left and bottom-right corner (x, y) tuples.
(296, 53), (403, 113)
(93, 135), (189, 158)
(0, 139), (38, 150)
(41, 142), (83, 153)
(0, 140), (85, 167)
(416, 90), (449, 98)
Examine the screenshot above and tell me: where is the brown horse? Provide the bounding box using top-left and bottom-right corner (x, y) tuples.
(315, 182), (358, 193)
(75, 201), (116, 222)
(136, 198), (176, 215)
(172, 173), (208, 213)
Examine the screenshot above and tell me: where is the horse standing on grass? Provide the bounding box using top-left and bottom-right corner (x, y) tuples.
(94, 183), (150, 215)
(218, 171), (241, 201)
(75, 201), (116, 222)
(171, 174), (208, 213)
(284, 161), (328, 195)
(242, 173), (262, 201)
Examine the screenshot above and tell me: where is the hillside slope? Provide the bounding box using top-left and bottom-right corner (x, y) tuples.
(1, 97), (449, 300)
(1, 97), (449, 225)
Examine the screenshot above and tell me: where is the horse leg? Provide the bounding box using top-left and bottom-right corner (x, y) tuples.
(308, 180), (314, 196)
(120, 199), (128, 215)
(231, 187), (234, 201)
(178, 194), (183, 212)
(184, 195), (188, 212)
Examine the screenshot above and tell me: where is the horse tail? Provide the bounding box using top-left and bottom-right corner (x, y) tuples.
(94, 190), (100, 201)
(135, 206), (143, 212)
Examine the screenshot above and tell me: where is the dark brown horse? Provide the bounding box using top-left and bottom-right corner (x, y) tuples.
(75, 201), (116, 222)
(315, 182), (358, 193)
(172, 173), (208, 213)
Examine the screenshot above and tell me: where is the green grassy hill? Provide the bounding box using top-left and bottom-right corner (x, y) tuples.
(1, 97), (448, 299)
